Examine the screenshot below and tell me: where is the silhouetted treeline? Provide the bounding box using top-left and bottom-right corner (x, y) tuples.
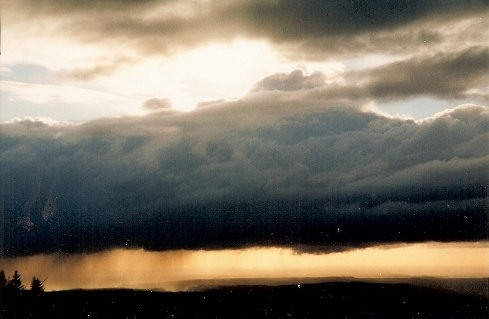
(0, 278), (488, 319)
(0, 270), (45, 293)
(0, 270), (45, 318)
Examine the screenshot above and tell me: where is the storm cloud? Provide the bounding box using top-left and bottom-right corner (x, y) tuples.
(4, 0), (488, 66)
(1, 1), (488, 258)
(1, 78), (487, 256)
(357, 46), (489, 102)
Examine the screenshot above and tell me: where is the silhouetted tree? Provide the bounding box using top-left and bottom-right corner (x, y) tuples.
(6, 270), (24, 292)
(0, 270), (6, 315)
(0, 270), (6, 289)
(30, 277), (45, 293)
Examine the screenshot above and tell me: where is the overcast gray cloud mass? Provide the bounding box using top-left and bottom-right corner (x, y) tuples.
(358, 46), (489, 101)
(5, 0), (488, 64)
(1, 77), (488, 256)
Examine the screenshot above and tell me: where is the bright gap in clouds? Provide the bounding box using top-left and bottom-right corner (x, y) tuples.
(371, 96), (470, 120)
(87, 40), (277, 113)
(165, 40), (276, 110)
(1, 39), (345, 121)
(126, 39), (342, 112)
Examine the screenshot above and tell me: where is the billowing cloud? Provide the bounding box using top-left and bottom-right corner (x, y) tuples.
(251, 70), (325, 92)
(2, 0), (487, 123)
(142, 97), (173, 110)
(2, 0), (488, 258)
(1, 77), (487, 256)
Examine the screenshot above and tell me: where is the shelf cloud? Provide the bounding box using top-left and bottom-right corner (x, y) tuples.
(1, 0), (488, 259)
(2, 71), (487, 256)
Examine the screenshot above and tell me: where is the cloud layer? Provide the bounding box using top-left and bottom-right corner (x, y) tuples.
(1, 75), (488, 256)
(251, 70), (326, 92)
(357, 46), (489, 102)
(1, 1), (488, 257)
(2, 0), (488, 123)
(4, 0), (488, 70)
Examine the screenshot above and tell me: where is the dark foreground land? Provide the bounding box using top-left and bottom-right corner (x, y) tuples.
(2, 281), (488, 319)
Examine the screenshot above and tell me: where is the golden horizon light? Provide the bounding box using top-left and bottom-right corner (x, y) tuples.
(1, 241), (487, 291)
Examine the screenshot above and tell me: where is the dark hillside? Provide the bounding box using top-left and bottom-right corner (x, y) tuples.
(2, 281), (488, 319)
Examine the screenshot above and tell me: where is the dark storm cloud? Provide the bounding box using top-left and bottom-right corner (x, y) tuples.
(235, 0), (486, 39)
(20, 0), (488, 36)
(7, 0), (489, 61)
(1, 82), (488, 256)
(254, 45), (489, 102)
(357, 46), (489, 101)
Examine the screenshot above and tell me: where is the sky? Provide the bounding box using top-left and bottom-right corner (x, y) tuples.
(1, 0), (489, 288)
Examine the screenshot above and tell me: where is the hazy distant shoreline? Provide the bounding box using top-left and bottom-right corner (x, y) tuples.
(159, 277), (489, 297)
